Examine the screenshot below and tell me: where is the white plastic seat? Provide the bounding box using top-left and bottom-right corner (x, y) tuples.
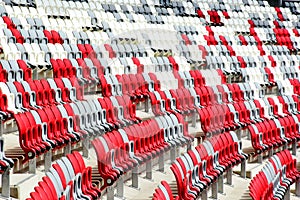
(108, 58), (125, 75)
(1, 43), (21, 60)
(1, 82), (21, 114)
(55, 44), (68, 59)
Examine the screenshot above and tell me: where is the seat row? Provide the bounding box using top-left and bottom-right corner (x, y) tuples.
(2, 16), (62, 43)
(202, 47), (300, 70)
(171, 131), (247, 200)
(0, 77), (82, 113)
(0, 59), (31, 82)
(249, 150), (300, 200)
(277, 79), (300, 96)
(284, 1), (300, 15)
(92, 112), (192, 190)
(199, 91), (300, 139)
(148, 81), (265, 117)
(26, 151), (101, 200)
(13, 93), (141, 163)
(248, 113), (300, 155)
(99, 68), (226, 100)
(13, 44), (300, 88)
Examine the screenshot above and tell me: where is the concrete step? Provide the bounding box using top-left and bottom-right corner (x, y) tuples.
(0, 173), (44, 200)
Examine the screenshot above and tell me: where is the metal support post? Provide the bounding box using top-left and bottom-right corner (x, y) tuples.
(284, 187), (290, 200)
(131, 167), (139, 189)
(292, 142), (297, 156)
(29, 157), (37, 174)
(107, 186), (114, 200)
(145, 160), (152, 180)
(201, 189), (208, 200)
(44, 150), (52, 173)
(145, 98), (149, 113)
(116, 177), (125, 199)
(269, 147), (274, 158)
(226, 168), (233, 186)
(241, 160), (246, 178)
(296, 179), (300, 196)
(257, 153), (263, 164)
(192, 111), (197, 127)
(211, 181), (218, 199)
(187, 142), (192, 151)
(170, 147), (176, 163)
(218, 175), (224, 194)
(64, 143), (72, 156)
(1, 167), (10, 198)
(158, 152), (164, 172)
(82, 136), (89, 158)
(284, 143), (288, 150)
(0, 121), (3, 136)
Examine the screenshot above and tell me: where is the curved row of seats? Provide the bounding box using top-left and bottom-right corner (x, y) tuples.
(26, 151), (101, 200)
(92, 112), (192, 190)
(278, 79), (300, 96)
(249, 150), (300, 200)
(248, 113), (300, 155)
(13, 92), (142, 163)
(170, 131), (247, 200)
(0, 59), (31, 82)
(0, 77), (82, 113)
(99, 69), (227, 102)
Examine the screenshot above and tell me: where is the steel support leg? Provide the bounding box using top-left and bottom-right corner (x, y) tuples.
(226, 168), (233, 185)
(29, 157), (36, 174)
(116, 177), (125, 199)
(145, 160), (152, 180)
(269, 147), (274, 158)
(296, 179), (300, 196)
(218, 175), (224, 194)
(107, 186), (114, 200)
(82, 136), (89, 158)
(284, 187), (290, 200)
(170, 147), (176, 163)
(131, 167), (139, 189)
(201, 190), (207, 200)
(292, 142), (297, 156)
(192, 111), (197, 127)
(211, 181), (218, 199)
(64, 143), (72, 156)
(145, 98), (149, 113)
(44, 150), (52, 173)
(257, 153), (263, 164)
(158, 153), (164, 172)
(1, 167), (10, 198)
(241, 160), (246, 178)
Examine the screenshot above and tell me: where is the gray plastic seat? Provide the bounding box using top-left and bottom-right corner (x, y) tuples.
(26, 18), (37, 30)
(3, 28), (16, 43)
(34, 18), (45, 30)
(28, 29), (39, 43)
(19, 29), (31, 43)
(58, 31), (70, 44)
(36, 30), (48, 44)
(39, 44), (51, 63)
(15, 43), (28, 60)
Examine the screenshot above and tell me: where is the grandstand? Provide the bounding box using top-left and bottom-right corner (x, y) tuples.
(0, 0), (298, 199)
